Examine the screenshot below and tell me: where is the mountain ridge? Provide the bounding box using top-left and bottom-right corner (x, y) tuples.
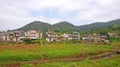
(16, 19), (120, 33)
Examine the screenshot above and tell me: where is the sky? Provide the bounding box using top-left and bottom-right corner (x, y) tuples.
(0, 0), (120, 31)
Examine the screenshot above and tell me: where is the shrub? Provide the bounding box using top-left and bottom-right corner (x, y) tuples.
(22, 38), (33, 44)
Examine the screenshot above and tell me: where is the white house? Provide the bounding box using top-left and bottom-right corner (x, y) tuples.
(46, 31), (58, 42)
(82, 34), (109, 44)
(25, 30), (39, 39)
(1, 32), (10, 41)
(108, 32), (119, 38)
(72, 32), (80, 40)
(0, 31), (25, 42)
(62, 33), (72, 40)
(82, 35), (90, 40)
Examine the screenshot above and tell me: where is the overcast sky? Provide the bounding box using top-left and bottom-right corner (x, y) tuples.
(0, 0), (120, 31)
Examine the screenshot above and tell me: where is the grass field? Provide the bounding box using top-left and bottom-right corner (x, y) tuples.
(22, 55), (120, 67)
(0, 43), (119, 67)
(0, 44), (114, 61)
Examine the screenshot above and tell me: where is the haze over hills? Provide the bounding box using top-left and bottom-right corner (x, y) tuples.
(16, 19), (120, 33)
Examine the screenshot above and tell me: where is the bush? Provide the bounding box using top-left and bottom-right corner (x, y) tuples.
(22, 38), (33, 44)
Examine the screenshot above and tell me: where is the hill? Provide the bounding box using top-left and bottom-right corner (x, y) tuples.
(51, 21), (79, 33)
(16, 19), (120, 33)
(78, 19), (120, 32)
(91, 19), (120, 34)
(17, 21), (79, 33)
(17, 21), (51, 32)
(78, 22), (106, 32)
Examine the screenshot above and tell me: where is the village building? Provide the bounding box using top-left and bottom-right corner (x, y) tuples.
(25, 30), (40, 40)
(90, 34), (101, 43)
(0, 31), (25, 42)
(82, 34), (109, 44)
(46, 31), (58, 42)
(100, 35), (109, 43)
(0, 30), (42, 42)
(82, 35), (89, 40)
(62, 33), (72, 40)
(72, 32), (80, 40)
(0, 32), (9, 41)
(11, 31), (25, 42)
(82, 35), (91, 44)
(108, 32), (119, 38)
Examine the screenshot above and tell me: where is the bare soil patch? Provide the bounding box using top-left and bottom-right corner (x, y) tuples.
(0, 44), (38, 51)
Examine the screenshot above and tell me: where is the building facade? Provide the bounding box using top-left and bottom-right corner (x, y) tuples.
(62, 33), (72, 40)
(0, 31), (25, 42)
(46, 31), (58, 42)
(25, 30), (40, 39)
(72, 32), (80, 40)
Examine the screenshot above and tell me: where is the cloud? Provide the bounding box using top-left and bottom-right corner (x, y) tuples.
(0, 0), (120, 31)
(24, 16), (63, 24)
(74, 0), (120, 24)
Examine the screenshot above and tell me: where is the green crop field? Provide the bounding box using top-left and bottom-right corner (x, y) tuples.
(0, 44), (114, 61)
(23, 55), (120, 67)
(0, 43), (119, 67)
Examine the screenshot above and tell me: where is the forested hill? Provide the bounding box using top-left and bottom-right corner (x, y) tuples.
(78, 19), (120, 32)
(16, 19), (120, 33)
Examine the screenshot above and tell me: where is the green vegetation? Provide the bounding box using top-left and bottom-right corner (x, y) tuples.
(0, 42), (12, 45)
(89, 19), (120, 34)
(16, 19), (120, 33)
(22, 55), (120, 67)
(0, 50), (39, 61)
(22, 38), (33, 44)
(51, 21), (79, 33)
(0, 44), (114, 62)
(17, 21), (51, 32)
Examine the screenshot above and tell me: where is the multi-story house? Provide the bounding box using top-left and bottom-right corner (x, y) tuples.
(46, 31), (58, 42)
(0, 32), (10, 41)
(72, 32), (80, 40)
(25, 30), (41, 40)
(100, 35), (109, 43)
(82, 34), (109, 44)
(108, 32), (119, 38)
(90, 34), (101, 43)
(82, 35), (91, 44)
(62, 33), (72, 40)
(0, 30), (43, 42)
(0, 31), (25, 42)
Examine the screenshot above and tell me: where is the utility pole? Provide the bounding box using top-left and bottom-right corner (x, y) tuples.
(38, 29), (42, 46)
(38, 30), (41, 46)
